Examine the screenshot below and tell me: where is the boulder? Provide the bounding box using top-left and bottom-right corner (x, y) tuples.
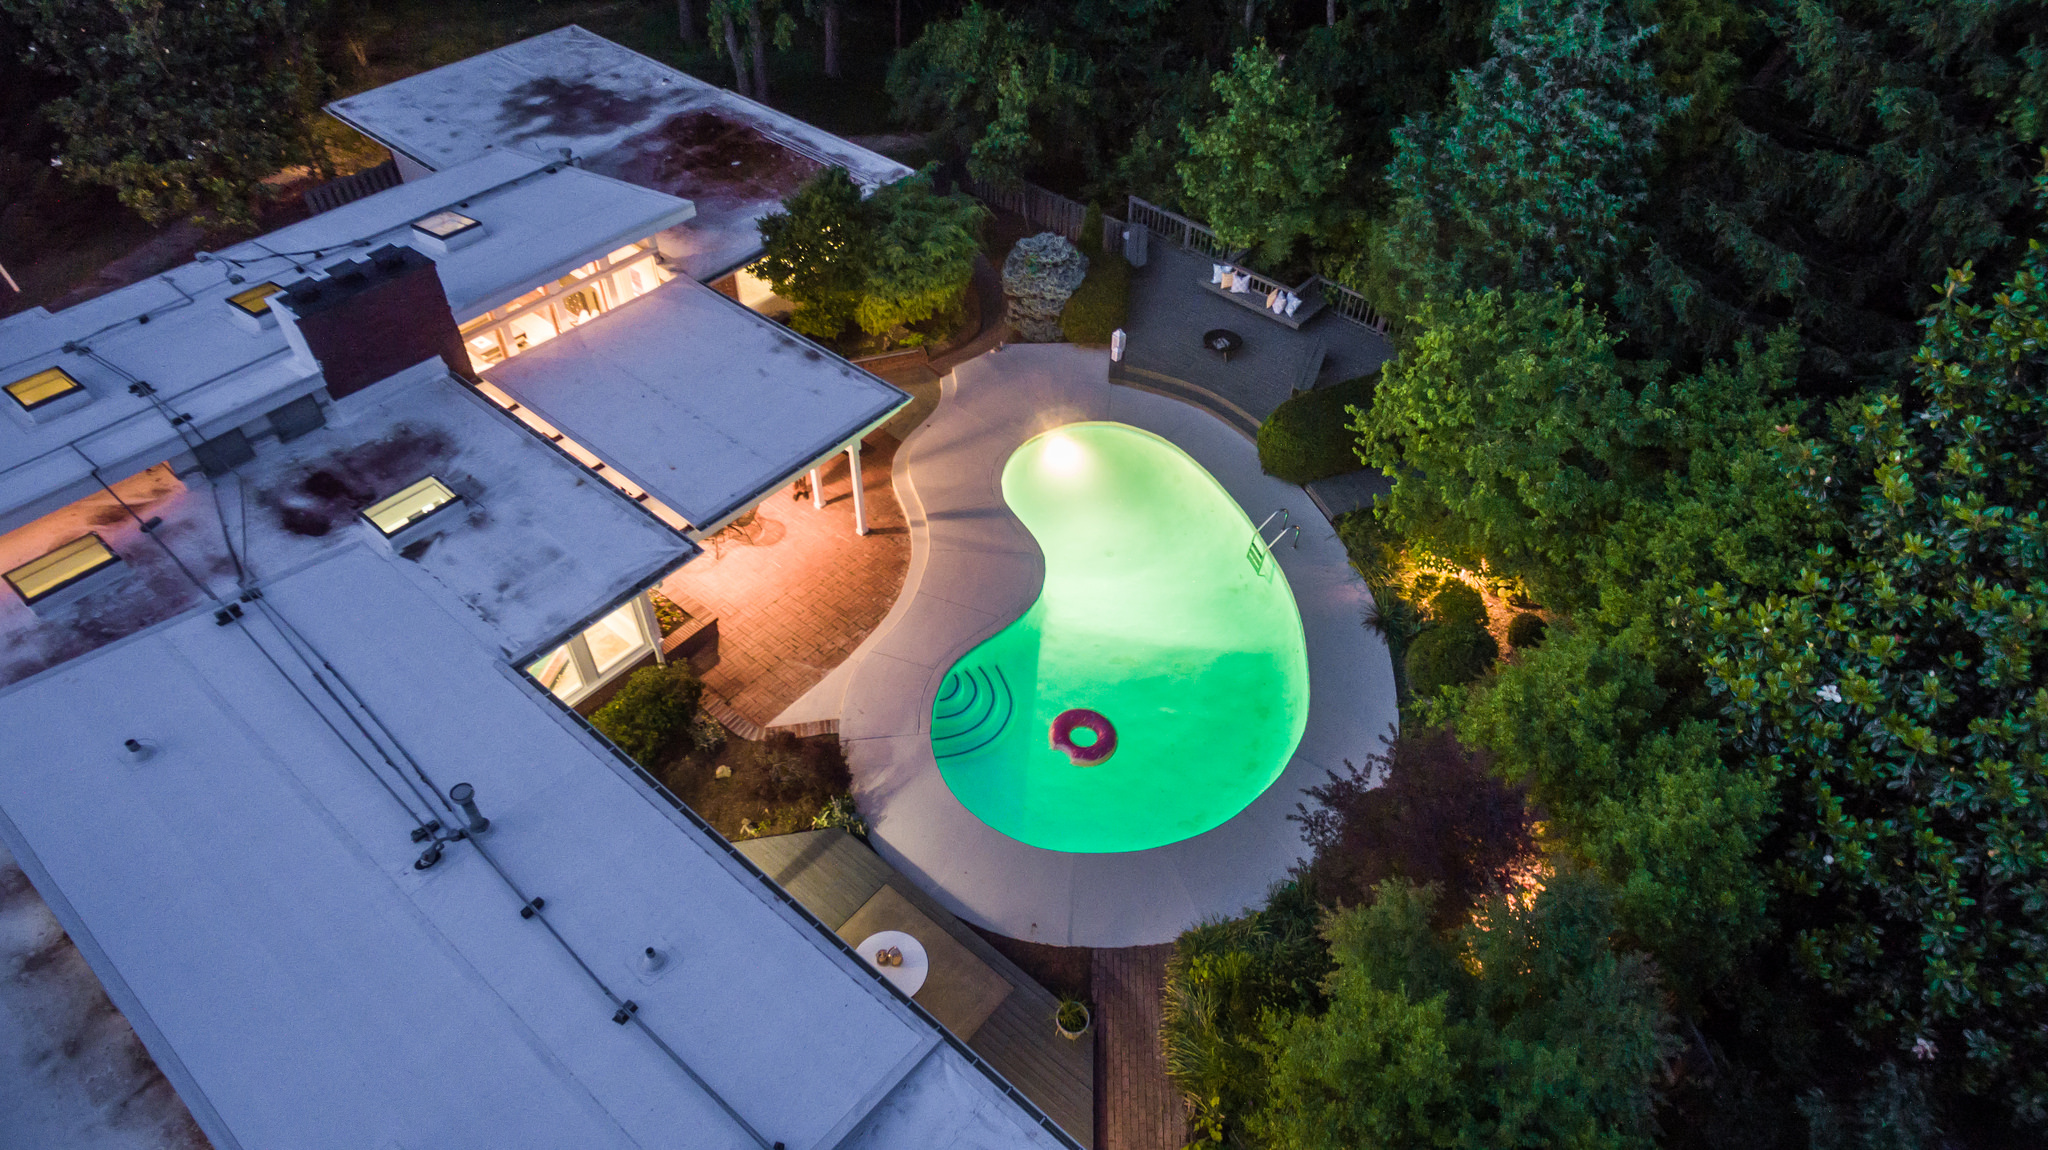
(1002, 232), (1089, 342)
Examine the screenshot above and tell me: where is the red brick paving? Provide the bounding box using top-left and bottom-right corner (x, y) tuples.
(659, 434), (910, 727)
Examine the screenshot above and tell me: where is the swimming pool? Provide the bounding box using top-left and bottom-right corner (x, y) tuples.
(930, 422), (1310, 853)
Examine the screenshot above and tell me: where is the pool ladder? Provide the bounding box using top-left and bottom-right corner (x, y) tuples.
(1246, 509), (1299, 574)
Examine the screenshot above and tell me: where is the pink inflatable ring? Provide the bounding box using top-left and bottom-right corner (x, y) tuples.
(1050, 708), (1117, 766)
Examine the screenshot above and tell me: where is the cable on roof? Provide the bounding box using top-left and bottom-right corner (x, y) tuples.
(464, 832), (777, 1149)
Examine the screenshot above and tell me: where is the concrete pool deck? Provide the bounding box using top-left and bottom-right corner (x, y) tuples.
(784, 344), (1397, 947)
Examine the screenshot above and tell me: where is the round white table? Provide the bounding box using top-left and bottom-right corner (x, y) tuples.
(854, 930), (929, 996)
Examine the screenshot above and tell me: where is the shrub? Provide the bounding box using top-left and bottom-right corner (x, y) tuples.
(1295, 728), (1532, 924)
(1255, 372), (1377, 484)
(1507, 612), (1548, 649)
(1060, 252), (1131, 345)
(1334, 509), (1400, 585)
(1404, 622), (1497, 701)
(812, 793), (869, 836)
(1430, 581), (1487, 626)
(1079, 202), (1103, 256)
(590, 663), (703, 764)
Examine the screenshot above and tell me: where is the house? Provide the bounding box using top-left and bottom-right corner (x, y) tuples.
(0, 35), (1077, 1150)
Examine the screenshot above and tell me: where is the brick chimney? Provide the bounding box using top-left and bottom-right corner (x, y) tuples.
(273, 245), (472, 400)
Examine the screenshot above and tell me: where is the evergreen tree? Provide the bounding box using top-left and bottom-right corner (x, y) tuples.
(1371, 0), (1684, 315)
(1624, 0), (2048, 389)
(1, 0), (326, 226)
(1696, 174), (2048, 1126)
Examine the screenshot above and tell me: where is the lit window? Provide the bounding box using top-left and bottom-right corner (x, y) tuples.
(412, 210), (481, 241)
(584, 602), (649, 674)
(5, 533), (119, 605)
(527, 643), (584, 700)
(226, 282), (285, 317)
(5, 367), (84, 412)
(362, 477), (460, 536)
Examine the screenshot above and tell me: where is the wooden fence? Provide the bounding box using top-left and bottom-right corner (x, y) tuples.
(1123, 195), (1391, 334)
(303, 158), (401, 215)
(964, 175), (1088, 241)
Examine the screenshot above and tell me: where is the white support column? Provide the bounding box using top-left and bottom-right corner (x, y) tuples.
(809, 467), (824, 510)
(638, 592), (667, 665)
(847, 443), (868, 536)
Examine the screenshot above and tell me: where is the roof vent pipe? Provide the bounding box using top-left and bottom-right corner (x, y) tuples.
(449, 782), (490, 835)
(641, 946), (667, 974)
(121, 738), (156, 764)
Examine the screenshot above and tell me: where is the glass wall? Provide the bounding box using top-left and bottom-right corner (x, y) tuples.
(525, 594), (660, 705)
(461, 242), (673, 373)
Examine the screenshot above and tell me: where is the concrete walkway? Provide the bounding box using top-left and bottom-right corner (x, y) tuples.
(811, 344), (1397, 947)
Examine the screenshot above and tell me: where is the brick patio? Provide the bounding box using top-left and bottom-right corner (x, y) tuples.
(660, 434), (910, 728)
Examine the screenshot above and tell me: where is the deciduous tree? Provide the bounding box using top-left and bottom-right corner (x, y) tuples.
(2, 0), (326, 225)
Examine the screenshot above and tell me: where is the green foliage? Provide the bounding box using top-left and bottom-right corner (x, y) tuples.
(590, 663), (704, 766)
(1404, 621), (1497, 702)
(2, 0), (326, 225)
(1507, 612), (1548, 648)
(1429, 581), (1487, 626)
(1696, 200), (2048, 1124)
(1254, 372), (1376, 484)
(811, 793), (867, 836)
(1178, 43), (1351, 268)
(1373, 0), (1683, 316)
(753, 165), (986, 344)
(1057, 251), (1130, 346)
(1455, 629), (1774, 1001)
(1355, 285), (1814, 645)
(1622, 0), (2048, 386)
(1249, 874), (1676, 1150)
(856, 168), (989, 337)
(1078, 202), (1103, 256)
(1335, 508), (1401, 587)
(885, 2), (1093, 188)
(1163, 881), (1331, 1147)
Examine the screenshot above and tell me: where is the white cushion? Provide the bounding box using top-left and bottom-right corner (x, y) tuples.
(1212, 263), (1225, 284)
(1284, 293), (1302, 317)
(1230, 276), (1250, 294)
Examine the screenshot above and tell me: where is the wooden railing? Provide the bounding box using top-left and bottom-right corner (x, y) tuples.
(1125, 195), (1239, 260)
(1124, 195), (1391, 334)
(1318, 278), (1390, 334)
(303, 158), (401, 215)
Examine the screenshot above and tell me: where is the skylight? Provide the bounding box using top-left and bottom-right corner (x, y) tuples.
(227, 282), (285, 317)
(412, 210), (482, 240)
(5, 367), (84, 412)
(362, 476), (460, 536)
(4, 534), (120, 605)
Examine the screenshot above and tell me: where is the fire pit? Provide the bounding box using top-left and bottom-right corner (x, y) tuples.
(1202, 328), (1243, 363)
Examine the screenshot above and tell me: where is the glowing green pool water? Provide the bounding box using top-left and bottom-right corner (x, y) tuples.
(930, 422), (1310, 853)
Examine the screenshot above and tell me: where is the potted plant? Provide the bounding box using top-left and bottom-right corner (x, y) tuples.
(1055, 997), (1091, 1040)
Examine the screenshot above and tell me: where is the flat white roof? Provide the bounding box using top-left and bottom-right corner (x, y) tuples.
(0, 544), (1069, 1150)
(0, 152), (692, 528)
(327, 26), (912, 280)
(483, 276), (909, 530)
(0, 361), (692, 687)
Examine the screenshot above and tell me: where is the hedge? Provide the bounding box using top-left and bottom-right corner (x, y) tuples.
(1255, 372), (1378, 484)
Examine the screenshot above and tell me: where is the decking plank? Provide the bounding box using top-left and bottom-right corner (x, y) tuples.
(736, 830), (1096, 1146)
(1093, 944), (1187, 1150)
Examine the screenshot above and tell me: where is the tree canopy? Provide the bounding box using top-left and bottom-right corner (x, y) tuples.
(1, 0), (325, 225)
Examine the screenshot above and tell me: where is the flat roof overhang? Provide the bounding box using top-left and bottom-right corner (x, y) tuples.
(480, 277), (910, 533)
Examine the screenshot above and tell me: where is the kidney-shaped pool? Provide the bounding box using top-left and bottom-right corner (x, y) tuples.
(930, 422), (1309, 853)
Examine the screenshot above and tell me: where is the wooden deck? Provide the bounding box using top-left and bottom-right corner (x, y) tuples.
(1092, 945), (1188, 1150)
(736, 830), (1095, 1147)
